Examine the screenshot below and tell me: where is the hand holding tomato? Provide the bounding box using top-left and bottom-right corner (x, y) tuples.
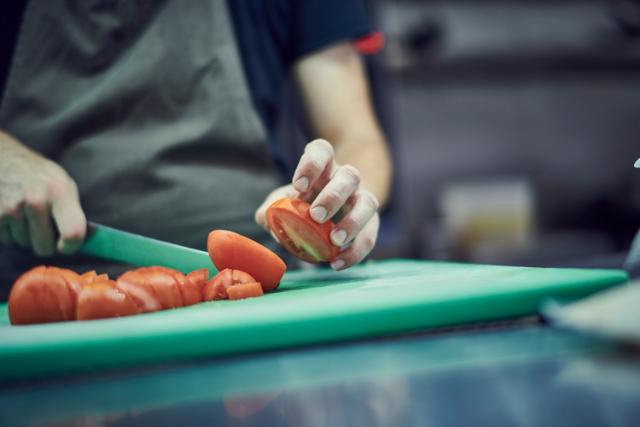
(256, 139), (380, 270)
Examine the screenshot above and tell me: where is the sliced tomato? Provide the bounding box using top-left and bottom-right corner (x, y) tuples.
(76, 279), (139, 320)
(150, 266), (202, 307)
(266, 198), (339, 263)
(226, 282), (264, 300)
(207, 230), (286, 292)
(119, 267), (183, 310)
(8, 266), (81, 325)
(203, 268), (256, 301)
(116, 270), (162, 313)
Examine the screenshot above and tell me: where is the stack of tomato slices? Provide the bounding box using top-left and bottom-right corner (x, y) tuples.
(8, 198), (338, 325)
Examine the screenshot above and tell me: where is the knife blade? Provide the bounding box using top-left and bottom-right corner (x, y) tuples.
(80, 222), (215, 275)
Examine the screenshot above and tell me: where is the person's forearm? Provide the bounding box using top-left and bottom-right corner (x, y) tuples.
(331, 130), (392, 208)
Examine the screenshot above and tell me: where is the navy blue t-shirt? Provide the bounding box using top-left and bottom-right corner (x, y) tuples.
(229, 0), (372, 173)
(0, 0), (372, 170)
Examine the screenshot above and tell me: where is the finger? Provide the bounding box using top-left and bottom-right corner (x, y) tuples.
(24, 193), (56, 256)
(330, 214), (379, 271)
(292, 139), (335, 194)
(309, 164), (360, 223)
(330, 190), (379, 247)
(51, 183), (87, 254)
(255, 185), (299, 230)
(7, 208), (30, 248)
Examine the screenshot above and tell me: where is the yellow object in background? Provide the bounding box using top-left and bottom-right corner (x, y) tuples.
(438, 179), (535, 258)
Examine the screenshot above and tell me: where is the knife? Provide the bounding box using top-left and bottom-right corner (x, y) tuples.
(79, 222), (216, 275)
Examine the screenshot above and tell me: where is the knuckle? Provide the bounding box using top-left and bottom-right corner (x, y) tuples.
(47, 176), (71, 199)
(341, 165), (361, 184)
(322, 189), (344, 206)
(340, 216), (359, 233)
(24, 192), (48, 211)
(361, 235), (376, 251)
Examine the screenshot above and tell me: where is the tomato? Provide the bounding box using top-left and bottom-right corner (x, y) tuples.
(207, 230), (286, 292)
(203, 268), (256, 301)
(266, 198), (339, 263)
(117, 267), (183, 310)
(116, 270), (163, 313)
(79, 270), (96, 282)
(76, 278), (139, 320)
(186, 268), (209, 290)
(226, 282), (264, 300)
(8, 266), (82, 325)
(150, 266), (202, 307)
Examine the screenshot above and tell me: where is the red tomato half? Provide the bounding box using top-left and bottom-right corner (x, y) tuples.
(266, 198), (339, 263)
(207, 230), (286, 292)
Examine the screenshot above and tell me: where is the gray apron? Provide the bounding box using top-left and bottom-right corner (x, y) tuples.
(0, 0), (283, 290)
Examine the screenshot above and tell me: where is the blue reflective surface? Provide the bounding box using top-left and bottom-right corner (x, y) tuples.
(1, 325), (639, 427)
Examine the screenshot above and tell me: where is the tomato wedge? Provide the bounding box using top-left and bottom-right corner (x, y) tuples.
(208, 230), (286, 292)
(266, 198), (339, 263)
(226, 282), (264, 300)
(203, 268), (256, 300)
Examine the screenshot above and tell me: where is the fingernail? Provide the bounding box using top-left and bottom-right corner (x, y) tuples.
(635, 159), (640, 168)
(294, 177), (309, 192)
(331, 259), (345, 270)
(270, 230), (280, 244)
(332, 229), (347, 246)
(310, 206), (326, 222)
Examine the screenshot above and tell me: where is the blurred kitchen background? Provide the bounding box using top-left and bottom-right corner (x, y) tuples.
(280, 0), (640, 268)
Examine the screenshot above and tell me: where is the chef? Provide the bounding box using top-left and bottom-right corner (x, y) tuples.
(0, 0), (392, 291)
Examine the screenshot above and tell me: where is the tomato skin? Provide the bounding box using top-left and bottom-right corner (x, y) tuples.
(207, 230), (286, 292)
(203, 268), (256, 301)
(76, 279), (140, 320)
(226, 282), (264, 300)
(8, 266), (82, 325)
(266, 198), (339, 263)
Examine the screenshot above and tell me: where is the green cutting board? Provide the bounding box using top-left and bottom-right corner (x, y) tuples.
(0, 259), (628, 379)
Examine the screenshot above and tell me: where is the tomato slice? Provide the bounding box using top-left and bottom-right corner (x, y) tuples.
(266, 198), (339, 263)
(116, 270), (162, 313)
(226, 282), (264, 300)
(203, 268), (256, 301)
(207, 230), (286, 292)
(8, 266), (82, 325)
(119, 267), (184, 310)
(186, 268), (209, 290)
(76, 278), (139, 320)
